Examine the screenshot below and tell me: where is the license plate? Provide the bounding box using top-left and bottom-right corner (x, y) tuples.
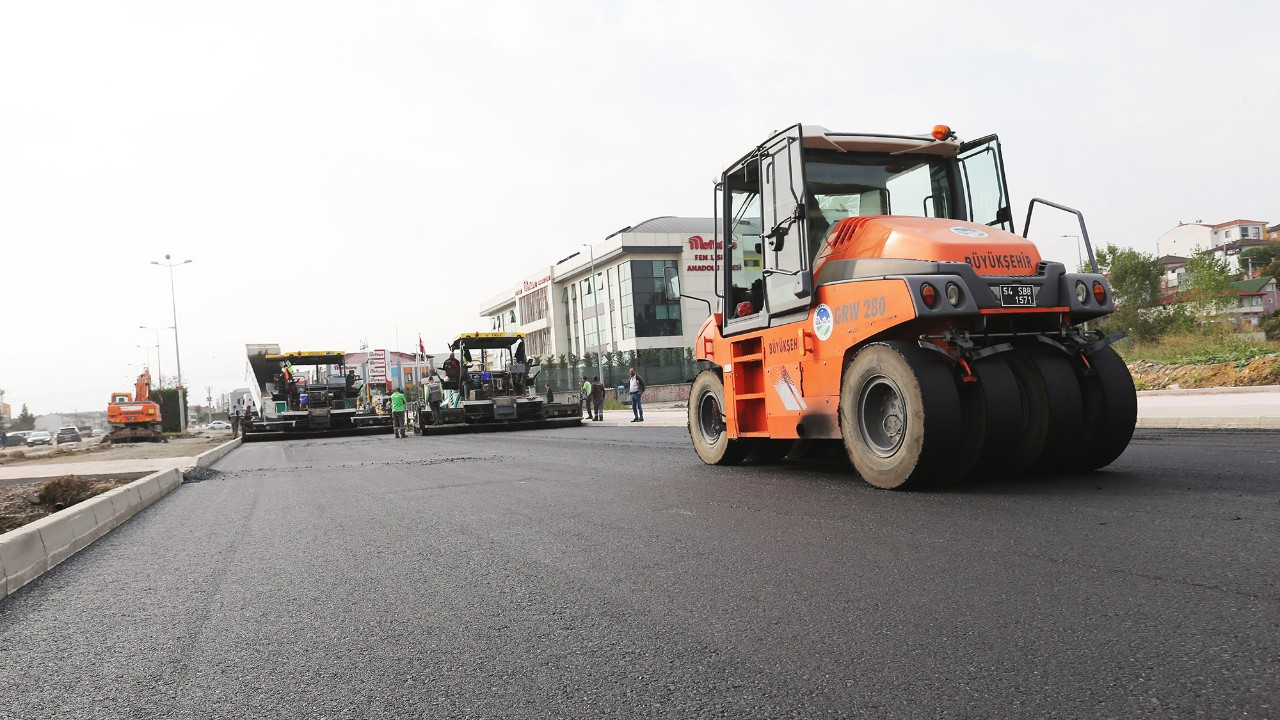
(1000, 285), (1035, 307)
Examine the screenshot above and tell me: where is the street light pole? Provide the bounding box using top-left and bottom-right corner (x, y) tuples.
(150, 255), (192, 432)
(139, 325), (168, 388)
(135, 344), (156, 373)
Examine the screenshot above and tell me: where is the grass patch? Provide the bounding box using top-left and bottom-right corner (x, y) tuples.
(1114, 332), (1280, 365)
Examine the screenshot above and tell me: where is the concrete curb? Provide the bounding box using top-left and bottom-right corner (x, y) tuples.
(0, 468), (180, 600)
(1136, 417), (1280, 430)
(1136, 385), (1280, 397)
(0, 436), (242, 600)
(194, 436), (241, 469)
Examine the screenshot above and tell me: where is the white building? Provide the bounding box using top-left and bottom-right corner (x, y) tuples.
(1156, 219), (1271, 275)
(1155, 222), (1212, 258)
(479, 216), (723, 386)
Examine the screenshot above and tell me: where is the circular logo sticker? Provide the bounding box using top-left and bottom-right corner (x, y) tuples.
(813, 304), (834, 341)
(950, 226), (989, 238)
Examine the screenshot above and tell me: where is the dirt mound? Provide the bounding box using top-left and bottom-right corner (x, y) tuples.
(0, 474), (129, 533)
(1128, 356), (1280, 390)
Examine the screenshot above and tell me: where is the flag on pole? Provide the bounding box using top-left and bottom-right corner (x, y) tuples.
(418, 334), (426, 360)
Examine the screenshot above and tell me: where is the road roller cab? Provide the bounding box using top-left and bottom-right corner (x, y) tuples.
(675, 124), (1137, 488)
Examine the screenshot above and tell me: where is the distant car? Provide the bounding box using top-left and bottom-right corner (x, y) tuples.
(208, 420), (232, 430)
(5, 427), (32, 445)
(26, 431), (52, 446)
(4, 430), (33, 447)
(54, 427), (82, 445)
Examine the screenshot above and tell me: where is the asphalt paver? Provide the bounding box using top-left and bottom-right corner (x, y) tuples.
(1, 427), (1276, 718)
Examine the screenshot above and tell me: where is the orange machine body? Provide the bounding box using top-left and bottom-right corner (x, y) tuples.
(107, 370), (163, 427)
(697, 217), (1068, 441)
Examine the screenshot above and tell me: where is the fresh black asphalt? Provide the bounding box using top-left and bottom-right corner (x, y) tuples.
(1, 427), (1276, 719)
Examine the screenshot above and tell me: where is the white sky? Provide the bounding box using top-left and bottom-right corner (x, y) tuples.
(2, 0), (1275, 416)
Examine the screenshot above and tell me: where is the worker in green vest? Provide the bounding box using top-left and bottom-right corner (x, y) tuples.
(391, 387), (407, 438)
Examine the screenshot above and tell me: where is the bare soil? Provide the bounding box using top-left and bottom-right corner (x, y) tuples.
(0, 473), (146, 534)
(1128, 356), (1280, 390)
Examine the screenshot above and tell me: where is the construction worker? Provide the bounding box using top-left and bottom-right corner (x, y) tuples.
(391, 387), (407, 438)
(230, 405), (241, 438)
(580, 376), (591, 419)
(426, 374), (443, 426)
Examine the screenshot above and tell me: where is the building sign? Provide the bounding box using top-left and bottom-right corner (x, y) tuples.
(685, 235), (740, 272)
(514, 274), (550, 297)
(368, 349), (388, 383)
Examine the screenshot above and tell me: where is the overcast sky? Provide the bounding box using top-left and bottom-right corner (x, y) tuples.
(2, 0), (1275, 416)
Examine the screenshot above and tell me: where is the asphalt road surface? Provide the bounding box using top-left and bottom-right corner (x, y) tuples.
(1, 427), (1276, 719)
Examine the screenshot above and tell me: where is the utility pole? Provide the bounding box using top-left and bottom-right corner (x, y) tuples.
(150, 255), (192, 431)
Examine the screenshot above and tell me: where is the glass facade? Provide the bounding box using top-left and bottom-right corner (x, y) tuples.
(518, 287), (547, 324)
(623, 260), (681, 338)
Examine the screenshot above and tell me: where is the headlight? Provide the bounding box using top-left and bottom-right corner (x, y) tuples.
(1075, 281), (1089, 304)
(945, 282), (962, 307)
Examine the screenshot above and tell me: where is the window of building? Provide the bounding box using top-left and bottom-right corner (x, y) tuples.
(619, 262), (634, 339)
(519, 287), (547, 325)
(526, 328), (550, 357)
(628, 259), (682, 337)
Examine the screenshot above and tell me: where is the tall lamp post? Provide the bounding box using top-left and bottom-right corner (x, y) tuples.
(150, 255), (192, 431)
(139, 325), (169, 388)
(136, 344), (157, 374)
(582, 242), (605, 385)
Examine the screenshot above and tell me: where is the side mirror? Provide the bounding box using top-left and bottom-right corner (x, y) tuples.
(663, 266), (681, 301)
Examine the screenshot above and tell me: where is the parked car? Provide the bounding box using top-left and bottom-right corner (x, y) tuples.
(26, 431), (52, 446)
(208, 420), (232, 430)
(54, 427), (82, 445)
(4, 430), (33, 447)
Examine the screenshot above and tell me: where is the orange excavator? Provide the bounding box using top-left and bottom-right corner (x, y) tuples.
(105, 369), (166, 443)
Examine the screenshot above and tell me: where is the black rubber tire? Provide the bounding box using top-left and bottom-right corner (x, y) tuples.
(1068, 346), (1137, 471)
(959, 353), (1035, 479)
(689, 370), (752, 466)
(1005, 343), (1084, 473)
(839, 341), (968, 489)
(747, 439), (793, 464)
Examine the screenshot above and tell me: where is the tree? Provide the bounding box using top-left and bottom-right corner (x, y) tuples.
(1240, 244), (1280, 275)
(1094, 244), (1161, 309)
(1259, 259), (1280, 281)
(15, 404), (35, 431)
(1260, 310), (1280, 341)
(1093, 244), (1165, 341)
(1182, 250), (1235, 313)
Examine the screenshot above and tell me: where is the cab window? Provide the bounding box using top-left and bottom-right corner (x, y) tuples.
(725, 161), (764, 319)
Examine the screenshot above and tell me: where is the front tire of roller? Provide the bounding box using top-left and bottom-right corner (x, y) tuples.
(840, 342), (968, 489)
(689, 370), (752, 466)
(1006, 343), (1084, 472)
(1069, 346), (1137, 471)
(960, 354), (1036, 479)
